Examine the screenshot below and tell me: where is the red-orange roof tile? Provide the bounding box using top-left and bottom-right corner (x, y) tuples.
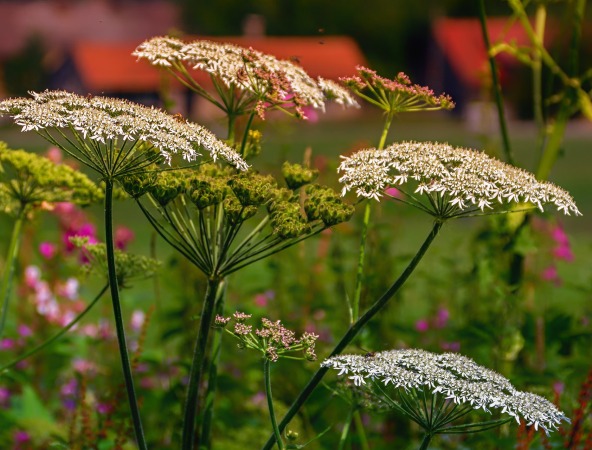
(72, 36), (367, 93)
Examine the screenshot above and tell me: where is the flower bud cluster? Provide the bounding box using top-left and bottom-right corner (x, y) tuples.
(341, 66), (455, 113)
(0, 142), (102, 216)
(122, 163), (353, 238)
(215, 312), (318, 362)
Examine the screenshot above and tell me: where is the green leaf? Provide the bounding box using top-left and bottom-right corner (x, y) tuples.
(577, 89), (592, 121)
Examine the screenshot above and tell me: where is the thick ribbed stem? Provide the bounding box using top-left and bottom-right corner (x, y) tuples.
(181, 277), (222, 450)
(264, 358), (284, 450)
(104, 180), (147, 449)
(261, 221), (443, 450)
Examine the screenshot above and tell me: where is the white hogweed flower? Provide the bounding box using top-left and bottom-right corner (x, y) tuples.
(134, 36), (359, 119)
(338, 141), (581, 218)
(0, 90), (248, 171)
(322, 349), (570, 434)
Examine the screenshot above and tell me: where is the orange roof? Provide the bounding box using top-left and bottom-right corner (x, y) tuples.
(432, 18), (546, 89)
(71, 36), (366, 93)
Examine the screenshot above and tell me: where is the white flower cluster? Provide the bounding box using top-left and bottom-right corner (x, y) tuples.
(322, 349), (569, 434)
(338, 141), (580, 216)
(0, 90), (248, 171)
(317, 77), (359, 108)
(133, 36), (358, 111)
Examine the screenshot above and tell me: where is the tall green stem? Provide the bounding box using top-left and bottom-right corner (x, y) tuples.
(181, 277), (223, 450)
(0, 208), (25, 340)
(261, 220), (443, 450)
(478, 0), (514, 165)
(0, 284), (108, 372)
(351, 115), (393, 323)
(264, 358), (284, 450)
(418, 433), (433, 450)
(104, 180), (147, 450)
(532, 5), (547, 151)
(199, 282), (227, 449)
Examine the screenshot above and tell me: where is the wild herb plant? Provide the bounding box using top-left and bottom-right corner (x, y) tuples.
(0, 1), (590, 447)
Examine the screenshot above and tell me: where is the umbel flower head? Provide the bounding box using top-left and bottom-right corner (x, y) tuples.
(215, 312), (318, 362)
(338, 141), (581, 219)
(341, 66), (454, 113)
(133, 36), (358, 119)
(0, 142), (102, 216)
(322, 349), (570, 435)
(0, 90), (248, 174)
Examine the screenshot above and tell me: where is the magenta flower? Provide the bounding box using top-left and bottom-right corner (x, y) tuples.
(553, 245), (574, 262)
(415, 319), (429, 333)
(17, 324), (32, 338)
(434, 308), (450, 329)
(385, 186), (402, 199)
(0, 387), (11, 407)
(115, 226), (135, 250)
(542, 265), (561, 286)
(14, 430), (30, 445)
(0, 338), (15, 350)
(39, 242), (57, 259)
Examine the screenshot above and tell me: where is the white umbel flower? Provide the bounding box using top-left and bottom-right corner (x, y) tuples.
(0, 90), (248, 171)
(338, 141), (580, 217)
(322, 349), (570, 434)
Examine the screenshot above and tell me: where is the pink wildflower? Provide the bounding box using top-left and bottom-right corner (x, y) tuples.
(385, 187), (402, 199)
(415, 319), (429, 333)
(115, 226), (135, 250)
(39, 242), (57, 259)
(130, 310), (145, 333)
(434, 307), (450, 329)
(541, 265), (562, 286)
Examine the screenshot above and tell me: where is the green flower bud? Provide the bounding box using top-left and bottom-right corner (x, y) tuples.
(270, 201), (310, 239)
(0, 142), (102, 215)
(223, 196), (258, 225)
(149, 171), (186, 206)
(187, 176), (228, 209)
(304, 185), (355, 226)
(281, 162), (318, 190)
(228, 171), (277, 206)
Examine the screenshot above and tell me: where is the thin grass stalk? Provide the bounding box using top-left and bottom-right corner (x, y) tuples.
(261, 220), (443, 450)
(0, 284), (108, 372)
(104, 180), (147, 449)
(181, 277), (224, 450)
(353, 409), (370, 450)
(478, 0), (514, 165)
(0, 208), (25, 340)
(337, 408), (354, 450)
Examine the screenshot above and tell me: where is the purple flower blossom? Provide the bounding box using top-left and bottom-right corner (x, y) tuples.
(434, 307), (450, 329)
(17, 324), (32, 338)
(0, 386), (11, 407)
(0, 338), (15, 350)
(14, 430), (30, 444)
